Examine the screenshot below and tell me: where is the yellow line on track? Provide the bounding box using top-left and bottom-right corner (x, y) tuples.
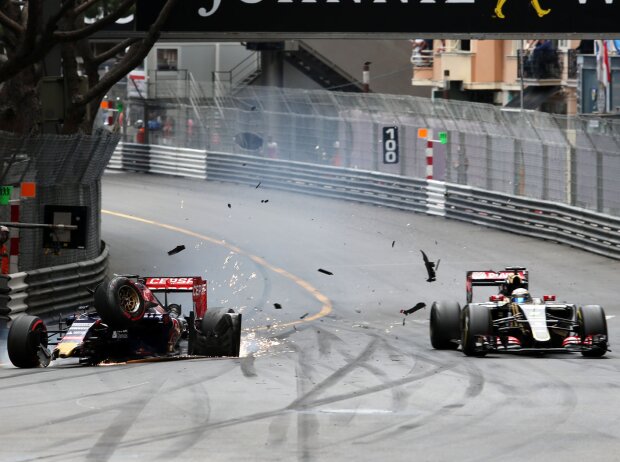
(102, 210), (332, 329)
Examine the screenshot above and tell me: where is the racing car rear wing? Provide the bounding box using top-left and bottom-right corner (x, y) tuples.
(466, 267), (528, 303)
(142, 277), (207, 318)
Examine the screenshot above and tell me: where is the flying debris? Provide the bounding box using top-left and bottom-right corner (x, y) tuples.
(318, 268), (333, 275)
(300, 313), (309, 319)
(233, 132), (263, 151)
(227, 203), (232, 209)
(167, 245), (186, 256)
(400, 302), (426, 316)
(261, 199), (269, 203)
(256, 182), (261, 189)
(392, 240), (396, 248)
(274, 303), (282, 309)
(420, 250), (438, 282)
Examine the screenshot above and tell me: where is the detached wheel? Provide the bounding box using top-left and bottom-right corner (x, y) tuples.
(94, 277), (145, 328)
(461, 305), (492, 357)
(193, 309), (242, 357)
(429, 301), (461, 350)
(8, 315), (50, 368)
(578, 305), (608, 358)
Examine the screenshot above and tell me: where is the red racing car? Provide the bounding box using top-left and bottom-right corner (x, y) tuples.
(7, 275), (242, 367)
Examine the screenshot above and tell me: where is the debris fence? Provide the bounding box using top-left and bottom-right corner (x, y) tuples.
(119, 85), (620, 217)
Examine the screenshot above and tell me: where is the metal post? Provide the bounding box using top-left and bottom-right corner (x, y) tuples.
(513, 138), (521, 196)
(542, 143), (549, 200)
(486, 134), (493, 191)
(520, 40), (525, 113)
(458, 131), (467, 185)
(565, 127), (576, 206)
(597, 150), (604, 212)
(362, 62), (370, 93)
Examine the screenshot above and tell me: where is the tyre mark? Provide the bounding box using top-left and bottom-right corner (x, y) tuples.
(154, 380), (213, 460)
(287, 337), (381, 410)
(87, 379), (166, 462)
(1, 365), (233, 437)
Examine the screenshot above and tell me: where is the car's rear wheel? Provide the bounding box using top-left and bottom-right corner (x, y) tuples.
(578, 305), (608, 358)
(94, 277), (146, 328)
(461, 305), (492, 357)
(7, 315), (50, 368)
(429, 301), (461, 350)
(192, 309), (242, 357)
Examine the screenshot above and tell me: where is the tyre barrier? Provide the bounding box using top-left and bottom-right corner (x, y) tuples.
(107, 143), (620, 261)
(0, 242), (109, 319)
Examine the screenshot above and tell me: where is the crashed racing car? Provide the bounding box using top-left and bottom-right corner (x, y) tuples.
(429, 267), (609, 357)
(7, 275), (242, 367)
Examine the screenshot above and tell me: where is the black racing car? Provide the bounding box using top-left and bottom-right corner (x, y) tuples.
(6, 275), (242, 367)
(430, 267), (609, 357)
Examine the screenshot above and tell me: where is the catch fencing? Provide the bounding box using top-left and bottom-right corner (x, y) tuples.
(108, 144), (620, 261)
(0, 129), (118, 272)
(120, 86), (620, 218)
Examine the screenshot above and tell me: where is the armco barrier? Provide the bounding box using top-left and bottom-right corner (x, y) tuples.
(108, 143), (620, 261)
(0, 242), (109, 319)
(444, 184), (620, 260)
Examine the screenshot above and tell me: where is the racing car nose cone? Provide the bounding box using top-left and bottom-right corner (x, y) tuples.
(54, 342), (78, 358)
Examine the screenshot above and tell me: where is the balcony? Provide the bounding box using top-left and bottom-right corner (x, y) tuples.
(517, 49), (562, 81)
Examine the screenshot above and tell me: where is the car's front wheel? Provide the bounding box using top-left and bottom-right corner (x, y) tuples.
(461, 305), (492, 357)
(578, 305), (608, 358)
(7, 315), (50, 368)
(429, 301), (461, 350)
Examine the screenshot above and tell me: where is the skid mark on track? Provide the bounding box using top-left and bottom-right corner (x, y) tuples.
(103, 210), (332, 329)
(31, 360), (456, 460)
(288, 337), (381, 410)
(155, 380), (213, 460)
(0, 363), (145, 392)
(87, 379), (166, 462)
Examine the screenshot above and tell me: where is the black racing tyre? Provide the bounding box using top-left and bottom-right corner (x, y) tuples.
(94, 277), (145, 328)
(429, 301), (461, 350)
(194, 309), (242, 357)
(578, 305), (608, 358)
(8, 315), (49, 368)
(461, 305), (492, 357)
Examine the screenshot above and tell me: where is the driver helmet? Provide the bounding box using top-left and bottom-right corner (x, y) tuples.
(511, 288), (531, 304)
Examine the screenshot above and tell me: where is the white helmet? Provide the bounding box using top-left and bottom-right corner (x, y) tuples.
(511, 288), (530, 304)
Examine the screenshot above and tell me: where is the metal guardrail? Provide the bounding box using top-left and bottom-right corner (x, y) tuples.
(111, 143), (207, 179)
(108, 144), (428, 212)
(0, 242), (109, 319)
(444, 184), (620, 260)
(108, 143), (620, 261)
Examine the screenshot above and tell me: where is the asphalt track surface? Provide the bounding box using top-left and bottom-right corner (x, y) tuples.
(2, 172), (620, 462)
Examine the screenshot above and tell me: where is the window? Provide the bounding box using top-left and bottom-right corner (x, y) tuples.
(156, 48), (178, 70)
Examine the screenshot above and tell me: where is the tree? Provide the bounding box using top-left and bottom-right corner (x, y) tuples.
(0, 0), (180, 134)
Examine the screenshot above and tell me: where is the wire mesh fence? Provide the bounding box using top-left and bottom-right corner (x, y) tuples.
(0, 130), (118, 271)
(119, 85), (620, 217)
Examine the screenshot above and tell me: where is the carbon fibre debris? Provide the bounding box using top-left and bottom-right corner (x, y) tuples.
(167, 245), (186, 256)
